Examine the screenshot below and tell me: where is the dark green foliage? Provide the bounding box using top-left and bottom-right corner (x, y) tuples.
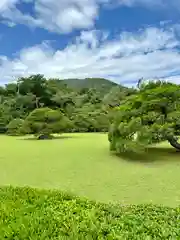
(5, 83), (18, 96)
(0, 75), (134, 134)
(22, 107), (72, 138)
(0, 186), (179, 239)
(0, 104), (13, 133)
(6, 118), (24, 136)
(109, 80), (180, 153)
(102, 85), (136, 108)
(61, 77), (117, 92)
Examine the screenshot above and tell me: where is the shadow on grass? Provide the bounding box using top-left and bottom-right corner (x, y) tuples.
(115, 146), (180, 163)
(19, 135), (77, 141)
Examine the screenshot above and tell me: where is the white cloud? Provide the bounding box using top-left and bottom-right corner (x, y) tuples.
(0, 0), (18, 12)
(0, 26), (180, 86)
(117, 0), (180, 9)
(117, 0), (163, 7)
(0, 0), (180, 33)
(0, 0), (106, 33)
(32, 0), (103, 33)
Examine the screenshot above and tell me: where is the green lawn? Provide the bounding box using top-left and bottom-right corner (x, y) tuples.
(0, 133), (180, 206)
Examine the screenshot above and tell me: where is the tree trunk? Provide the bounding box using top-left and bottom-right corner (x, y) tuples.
(35, 97), (39, 108)
(38, 134), (53, 140)
(167, 136), (180, 151)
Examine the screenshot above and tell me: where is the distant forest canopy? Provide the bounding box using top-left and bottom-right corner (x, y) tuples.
(0, 74), (137, 134)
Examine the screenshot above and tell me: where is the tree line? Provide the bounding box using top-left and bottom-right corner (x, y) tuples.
(0, 74), (136, 137)
(1, 75), (179, 152)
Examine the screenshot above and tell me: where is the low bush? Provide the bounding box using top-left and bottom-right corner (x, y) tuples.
(6, 118), (24, 136)
(22, 108), (73, 139)
(0, 186), (179, 239)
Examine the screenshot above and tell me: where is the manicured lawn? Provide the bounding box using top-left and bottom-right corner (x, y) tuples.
(0, 133), (180, 206)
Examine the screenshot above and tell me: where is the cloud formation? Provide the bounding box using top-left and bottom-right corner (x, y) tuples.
(0, 26), (180, 85)
(0, 0), (106, 33)
(0, 0), (179, 33)
(118, 0), (180, 9)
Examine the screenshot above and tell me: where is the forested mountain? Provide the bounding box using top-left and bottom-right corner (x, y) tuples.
(0, 75), (136, 135)
(60, 78), (118, 92)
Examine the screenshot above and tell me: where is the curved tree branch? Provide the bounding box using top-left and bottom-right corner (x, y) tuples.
(167, 136), (180, 151)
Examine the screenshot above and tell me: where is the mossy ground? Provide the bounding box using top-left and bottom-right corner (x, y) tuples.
(0, 133), (180, 206)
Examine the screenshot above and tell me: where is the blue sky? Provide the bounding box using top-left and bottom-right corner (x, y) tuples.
(0, 0), (180, 86)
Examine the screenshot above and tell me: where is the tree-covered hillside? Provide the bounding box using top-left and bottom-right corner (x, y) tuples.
(60, 78), (118, 92)
(0, 75), (136, 136)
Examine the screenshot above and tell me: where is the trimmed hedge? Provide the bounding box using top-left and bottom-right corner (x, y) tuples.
(0, 186), (179, 239)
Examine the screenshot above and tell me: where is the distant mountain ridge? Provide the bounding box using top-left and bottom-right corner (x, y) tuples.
(61, 78), (118, 90)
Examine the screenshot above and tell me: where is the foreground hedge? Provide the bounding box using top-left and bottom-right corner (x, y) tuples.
(0, 187), (179, 239)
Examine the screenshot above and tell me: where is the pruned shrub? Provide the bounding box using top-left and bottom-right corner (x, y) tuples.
(6, 118), (25, 136)
(23, 107), (72, 139)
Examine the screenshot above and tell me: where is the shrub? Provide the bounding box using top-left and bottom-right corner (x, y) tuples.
(22, 107), (72, 139)
(0, 186), (179, 239)
(6, 118), (25, 136)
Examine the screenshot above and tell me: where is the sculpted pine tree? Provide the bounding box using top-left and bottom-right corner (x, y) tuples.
(23, 107), (72, 139)
(6, 118), (24, 136)
(108, 80), (180, 153)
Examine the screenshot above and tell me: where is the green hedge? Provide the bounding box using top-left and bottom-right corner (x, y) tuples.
(0, 186), (179, 239)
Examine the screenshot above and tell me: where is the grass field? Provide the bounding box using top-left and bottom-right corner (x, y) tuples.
(0, 133), (180, 206)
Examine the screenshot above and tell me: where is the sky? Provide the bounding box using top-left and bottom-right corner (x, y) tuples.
(0, 0), (180, 86)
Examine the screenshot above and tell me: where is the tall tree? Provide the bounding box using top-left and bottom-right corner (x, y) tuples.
(18, 75), (48, 108)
